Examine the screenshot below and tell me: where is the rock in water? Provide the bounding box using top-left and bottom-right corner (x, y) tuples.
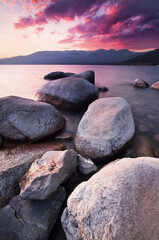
(77, 154), (97, 175)
(44, 71), (74, 80)
(134, 78), (149, 88)
(20, 149), (77, 200)
(35, 77), (99, 110)
(75, 97), (135, 160)
(73, 71), (95, 84)
(0, 187), (66, 240)
(61, 157), (159, 240)
(0, 96), (65, 142)
(151, 81), (159, 90)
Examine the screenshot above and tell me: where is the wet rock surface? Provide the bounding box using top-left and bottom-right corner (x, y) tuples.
(75, 97), (135, 160)
(20, 149), (77, 200)
(35, 77), (99, 110)
(0, 187), (66, 240)
(61, 157), (159, 240)
(0, 96), (65, 142)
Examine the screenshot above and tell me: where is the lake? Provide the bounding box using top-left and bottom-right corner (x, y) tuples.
(0, 64), (159, 158)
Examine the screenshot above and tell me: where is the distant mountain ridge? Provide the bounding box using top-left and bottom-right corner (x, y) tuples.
(121, 49), (159, 66)
(0, 49), (143, 64)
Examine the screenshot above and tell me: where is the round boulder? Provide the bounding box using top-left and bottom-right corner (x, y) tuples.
(44, 71), (74, 80)
(75, 97), (135, 160)
(134, 78), (149, 88)
(0, 96), (65, 142)
(61, 157), (159, 240)
(151, 81), (159, 90)
(35, 77), (99, 110)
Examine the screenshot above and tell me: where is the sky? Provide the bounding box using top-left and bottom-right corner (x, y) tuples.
(0, 0), (159, 58)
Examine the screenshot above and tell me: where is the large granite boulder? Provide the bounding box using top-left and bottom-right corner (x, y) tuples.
(151, 81), (159, 90)
(0, 96), (65, 142)
(35, 77), (99, 110)
(61, 157), (159, 240)
(73, 71), (95, 84)
(44, 71), (74, 80)
(20, 149), (77, 200)
(0, 187), (66, 240)
(75, 97), (135, 160)
(134, 78), (149, 88)
(0, 143), (65, 208)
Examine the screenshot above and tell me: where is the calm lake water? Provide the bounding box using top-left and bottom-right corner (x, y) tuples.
(0, 65), (159, 158)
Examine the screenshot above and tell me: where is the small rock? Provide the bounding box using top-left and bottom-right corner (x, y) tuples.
(151, 81), (159, 90)
(73, 71), (95, 84)
(20, 149), (77, 200)
(35, 77), (99, 110)
(75, 97), (135, 160)
(134, 78), (149, 88)
(0, 143), (65, 208)
(61, 157), (159, 240)
(0, 96), (65, 142)
(44, 71), (74, 80)
(0, 187), (66, 240)
(97, 85), (109, 92)
(55, 133), (73, 140)
(77, 154), (97, 175)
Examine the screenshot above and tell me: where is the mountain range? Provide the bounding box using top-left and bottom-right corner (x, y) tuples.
(0, 49), (143, 65)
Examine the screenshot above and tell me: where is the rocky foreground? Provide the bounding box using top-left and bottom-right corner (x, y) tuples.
(0, 70), (158, 240)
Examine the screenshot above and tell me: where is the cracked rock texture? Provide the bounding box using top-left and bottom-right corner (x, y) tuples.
(61, 157), (159, 240)
(35, 77), (98, 110)
(0, 143), (65, 208)
(0, 187), (66, 240)
(75, 97), (135, 160)
(0, 96), (65, 142)
(77, 154), (97, 175)
(20, 149), (77, 200)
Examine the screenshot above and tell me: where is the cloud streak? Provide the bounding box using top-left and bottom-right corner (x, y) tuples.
(3, 0), (159, 50)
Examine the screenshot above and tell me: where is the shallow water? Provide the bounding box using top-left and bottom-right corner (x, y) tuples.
(0, 65), (159, 157)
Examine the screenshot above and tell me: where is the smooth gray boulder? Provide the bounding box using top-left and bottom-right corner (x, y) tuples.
(77, 154), (97, 175)
(0, 96), (65, 142)
(75, 97), (135, 160)
(151, 81), (159, 90)
(73, 71), (95, 84)
(0, 143), (65, 208)
(44, 71), (74, 80)
(134, 78), (149, 88)
(0, 187), (66, 240)
(20, 149), (77, 200)
(61, 157), (159, 240)
(35, 77), (99, 110)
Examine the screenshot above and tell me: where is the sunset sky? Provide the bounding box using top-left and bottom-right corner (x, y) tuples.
(1, 0), (159, 58)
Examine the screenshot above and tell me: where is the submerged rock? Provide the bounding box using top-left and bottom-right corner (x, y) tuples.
(35, 77), (99, 110)
(75, 97), (135, 160)
(44, 71), (74, 80)
(151, 81), (159, 90)
(0, 143), (65, 208)
(61, 157), (159, 240)
(135, 135), (153, 157)
(77, 154), (97, 175)
(134, 78), (149, 88)
(20, 149), (77, 200)
(0, 187), (66, 240)
(73, 71), (95, 84)
(0, 96), (65, 142)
